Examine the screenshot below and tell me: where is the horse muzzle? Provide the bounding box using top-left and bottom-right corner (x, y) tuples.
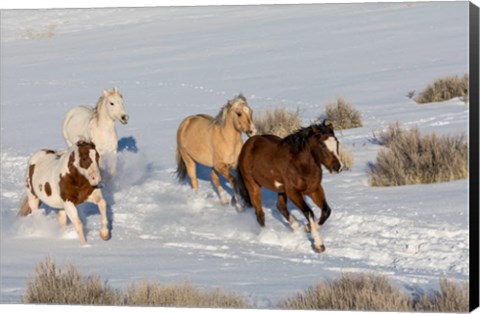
(120, 114), (129, 125)
(330, 162), (343, 174)
(246, 125), (257, 137)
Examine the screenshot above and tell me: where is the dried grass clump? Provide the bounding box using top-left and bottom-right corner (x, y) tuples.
(322, 97), (363, 130)
(254, 107), (302, 138)
(282, 273), (411, 311)
(25, 24), (57, 40)
(23, 258), (247, 308)
(413, 278), (469, 312)
(23, 257), (117, 305)
(415, 74), (469, 104)
(339, 146), (354, 171)
(369, 122), (468, 186)
(121, 281), (246, 308)
(282, 274), (469, 312)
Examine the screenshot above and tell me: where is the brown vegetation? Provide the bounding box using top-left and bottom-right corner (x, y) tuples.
(23, 258), (469, 312)
(253, 107), (302, 138)
(369, 122), (468, 186)
(322, 97), (363, 130)
(415, 74), (469, 104)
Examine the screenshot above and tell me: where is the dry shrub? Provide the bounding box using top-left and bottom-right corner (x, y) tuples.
(25, 24), (57, 40)
(369, 122), (468, 186)
(254, 107), (302, 138)
(339, 146), (354, 171)
(282, 274), (469, 312)
(413, 278), (469, 312)
(23, 257), (117, 305)
(415, 74), (469, 104)
(322, 97), (363, 130)
(122, 281), (246, 308)
(282, 273), (411, 311)
(23, 258), (247, 308)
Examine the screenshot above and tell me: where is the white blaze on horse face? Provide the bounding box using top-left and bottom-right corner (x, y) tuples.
(243, 106), (257, 136)
(324, 136), (343, 170)
(274, 180), (283, 189)
(74, 149), (101, 186)
(87, 149), (101, 185)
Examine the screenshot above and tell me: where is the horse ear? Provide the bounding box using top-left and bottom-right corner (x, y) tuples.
(103, 89), (109, 97)
(113, 86), (118, 93)
(323, 119), (334, 131)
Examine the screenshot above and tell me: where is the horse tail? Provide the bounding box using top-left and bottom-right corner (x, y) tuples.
(17, 196), (32, 217)
(234, 166), (252, 208)
(175, 147), (187, 181)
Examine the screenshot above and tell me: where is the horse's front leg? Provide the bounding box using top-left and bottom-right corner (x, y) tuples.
(309, 186), (332, 226)
(88, 188), (110, 240)
(63, 201), (87, 245)
(287, 189), (325, 252)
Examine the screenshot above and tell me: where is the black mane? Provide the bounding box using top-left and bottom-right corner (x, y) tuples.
(281, 123), (334, 154)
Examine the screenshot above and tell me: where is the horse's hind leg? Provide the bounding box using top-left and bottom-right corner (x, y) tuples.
(277, 193), (299, 231)
(246, 181), (265, 226)
(211, 169), (229, 205)
(58, 210), (67, 227)
(182, 154), (199, 190)
(309, 187), (332, 226)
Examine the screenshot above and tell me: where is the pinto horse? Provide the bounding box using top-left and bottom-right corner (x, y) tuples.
(235, 120), (343, 252)
(18, 141), (109, 245)
(62, 87), (129, 177)
(176, 94), (256, 205)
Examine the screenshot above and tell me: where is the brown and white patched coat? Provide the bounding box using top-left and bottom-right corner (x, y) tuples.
(19, 141), (110, 245)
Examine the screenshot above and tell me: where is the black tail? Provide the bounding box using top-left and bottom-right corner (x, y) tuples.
(234, 166), (252, 208)
(175, 147), (187, 181)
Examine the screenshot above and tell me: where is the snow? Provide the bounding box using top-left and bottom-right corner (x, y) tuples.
(0, 1), (471, 309)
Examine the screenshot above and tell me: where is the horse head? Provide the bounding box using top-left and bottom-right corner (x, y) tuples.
(102, 87), (129, 124)
(73, 141), (102, 186)
(229, 94), (256, 137)
(310, 120), (343, 173)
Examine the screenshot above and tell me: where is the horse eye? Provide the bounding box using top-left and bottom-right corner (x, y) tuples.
(236, 112), (242, 117)
(110, 102), (114, 106)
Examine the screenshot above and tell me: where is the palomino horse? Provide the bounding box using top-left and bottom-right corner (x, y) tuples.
(176, 94), (256, 206)
(62, 87), (129, 177)
(18, 141), (109, 245)
(235, 120), (343, 252)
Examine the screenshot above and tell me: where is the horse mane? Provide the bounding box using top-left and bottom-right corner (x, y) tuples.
(93, 88), (122, 120)
(281, 123), (334, 154)
(212, 94), (247, 126)
(92, 94), (107, 120)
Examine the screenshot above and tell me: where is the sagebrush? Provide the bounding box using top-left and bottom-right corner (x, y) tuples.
(282, 273), (469, 312)
(23, 258), (469, 312)
(253, 107), (302, 138)
(282, 273), (412, 311)
(321, 97), (363, 130)
(415, 74), (469, 104)
(369, 122), (468, 186)
(23, 257), (247, 308)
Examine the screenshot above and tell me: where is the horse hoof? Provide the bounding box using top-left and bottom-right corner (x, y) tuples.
(314, 244), (326, 253)
(100, 230), (110, 241)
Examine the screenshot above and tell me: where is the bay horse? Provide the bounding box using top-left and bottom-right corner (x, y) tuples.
(18, 141), (109, 245)
(62, 87), (129, 177)
(176, 94), (256, 206)
(235, 120), (343, 252)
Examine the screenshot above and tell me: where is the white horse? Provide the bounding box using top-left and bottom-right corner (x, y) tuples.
(62, 87), (129, 176)
(18, 141), (109, 245)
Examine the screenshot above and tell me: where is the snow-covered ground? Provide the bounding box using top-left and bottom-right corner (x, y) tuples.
(0, 2), (471, 308)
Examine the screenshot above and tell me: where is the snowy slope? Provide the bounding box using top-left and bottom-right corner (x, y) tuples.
(0, 2), (470, 307)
